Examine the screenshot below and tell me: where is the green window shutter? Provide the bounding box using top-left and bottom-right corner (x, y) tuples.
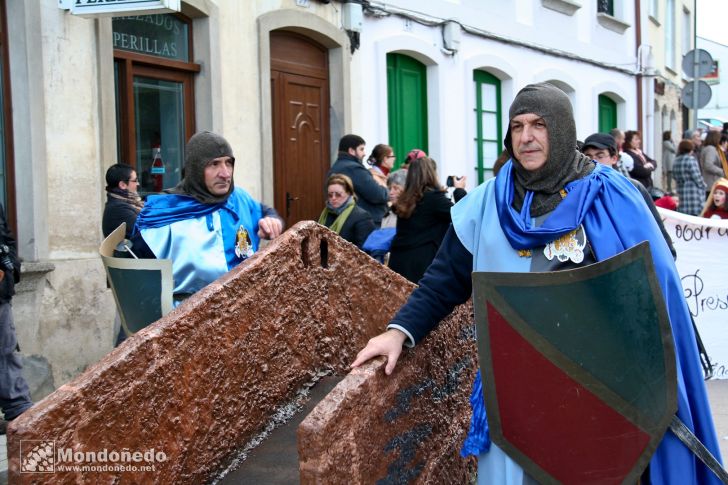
(387, 53), (428, 169)
(473, 70), (502, 184)
(598, 95), (617, 133)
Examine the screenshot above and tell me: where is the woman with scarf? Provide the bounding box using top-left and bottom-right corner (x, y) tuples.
(102, 163), (144, 238)
(624, 130), (657, 189)
(318, 174), (375, 249)
(102, 163), (145, 347)
(367, 144), (395, 188)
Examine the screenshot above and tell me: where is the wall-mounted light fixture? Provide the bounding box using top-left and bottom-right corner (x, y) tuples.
(442, 20), (461, 54)
(342, 1), (363, 54)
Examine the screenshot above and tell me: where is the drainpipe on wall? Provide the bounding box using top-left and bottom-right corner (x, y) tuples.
(635, 0), (643, 136)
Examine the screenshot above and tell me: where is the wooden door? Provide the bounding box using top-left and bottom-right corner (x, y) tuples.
(271, 31), (330, 227)
(387, 53), (428, 167)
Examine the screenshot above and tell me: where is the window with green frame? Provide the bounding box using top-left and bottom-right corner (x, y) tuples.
(473, 70), (502, 183)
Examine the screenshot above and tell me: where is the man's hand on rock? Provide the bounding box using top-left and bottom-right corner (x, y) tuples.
(350, 328), (407, 375)
(258, 217), (283, 239)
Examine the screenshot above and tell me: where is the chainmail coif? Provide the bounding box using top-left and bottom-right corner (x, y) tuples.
(504, 82), (594, 217)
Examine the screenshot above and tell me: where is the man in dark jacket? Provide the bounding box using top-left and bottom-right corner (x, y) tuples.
(102, 163), (143, 238)
(326, 134), (389, 225)
(0, 203), (33, 433)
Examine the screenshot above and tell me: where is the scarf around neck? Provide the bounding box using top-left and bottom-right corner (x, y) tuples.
(318, 197), (355, 234)
(107, 187), (144, 213)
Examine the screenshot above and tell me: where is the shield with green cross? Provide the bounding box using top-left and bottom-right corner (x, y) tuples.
(473, 241), (677, 485)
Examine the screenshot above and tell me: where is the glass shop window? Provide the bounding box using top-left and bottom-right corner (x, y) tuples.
(113, 14), (200, 196)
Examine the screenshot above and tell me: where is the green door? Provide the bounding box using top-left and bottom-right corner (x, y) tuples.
(387, 53), (428, 168)
(598, 95), (617, 133)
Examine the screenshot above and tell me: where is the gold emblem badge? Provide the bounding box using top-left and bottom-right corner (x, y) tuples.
(235, 226), (254, 259)
(543, 226), (586, 264)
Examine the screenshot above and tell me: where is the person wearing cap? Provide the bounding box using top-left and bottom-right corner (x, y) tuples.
(352, 83), (720, 483)
(131, 131), (283, 303)
(327, 134), (389, 225)
(402, 148), (427, 170)
(581, 132), (675, 258)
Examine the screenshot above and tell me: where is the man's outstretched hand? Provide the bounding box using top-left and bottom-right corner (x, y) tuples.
(258, 217), (283, 239)
(350, 328), (408, 375)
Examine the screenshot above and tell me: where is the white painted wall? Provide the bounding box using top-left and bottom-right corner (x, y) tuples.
(357, 0), (638, 187)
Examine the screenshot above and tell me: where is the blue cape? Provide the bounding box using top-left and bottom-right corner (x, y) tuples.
(135, 189), (262, 270)
(135, 193), (225, 230)
(468, 161), (721, 483)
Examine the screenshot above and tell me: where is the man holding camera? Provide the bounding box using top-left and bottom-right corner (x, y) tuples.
(0, 203), (33, 433)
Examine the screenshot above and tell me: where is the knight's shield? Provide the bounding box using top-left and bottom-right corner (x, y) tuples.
(473, 242), (677, 485)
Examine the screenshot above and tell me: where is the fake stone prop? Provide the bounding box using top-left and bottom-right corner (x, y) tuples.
(7, 221), (477, 484)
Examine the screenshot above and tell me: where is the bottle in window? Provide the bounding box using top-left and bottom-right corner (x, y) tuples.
(151, 145), (165, 192)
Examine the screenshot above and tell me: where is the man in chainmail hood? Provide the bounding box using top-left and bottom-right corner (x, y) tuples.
(131, 131), (283, 307)
(168, 130), (236, 204)
(352, 83), (721, 484)
(504, 82), (594, 217)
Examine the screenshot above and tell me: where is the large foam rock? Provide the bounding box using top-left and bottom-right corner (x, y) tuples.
(298, 301), (477, 484)
(8, 221), (477, 484)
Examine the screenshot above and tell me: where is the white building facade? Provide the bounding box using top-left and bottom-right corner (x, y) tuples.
(3, 0), (662, 396)
(356, 0), (640, 185)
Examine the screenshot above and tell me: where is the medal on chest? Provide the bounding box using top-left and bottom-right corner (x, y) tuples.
(235, 226), (254, 259)
(544, 226), (587, 264)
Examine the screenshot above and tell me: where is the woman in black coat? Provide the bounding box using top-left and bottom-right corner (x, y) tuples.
(389, 157), (464, 283)
(318, 174), (375, 248)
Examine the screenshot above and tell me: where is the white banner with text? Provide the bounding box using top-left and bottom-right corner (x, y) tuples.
(657, 208), (728, 379)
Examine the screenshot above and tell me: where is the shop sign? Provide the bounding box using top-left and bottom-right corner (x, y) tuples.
(59, 0), (181, 17)
(112, 14), (188, 62)
(702, 60), (720, 85)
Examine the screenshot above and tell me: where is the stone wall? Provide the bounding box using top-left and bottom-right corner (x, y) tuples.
(15, 259), (116, 395)
(9, 222), (456, 483)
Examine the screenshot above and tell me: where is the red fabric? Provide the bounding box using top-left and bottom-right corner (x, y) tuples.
(703, 207), (728, 219)
(714, 184), (728, 194)
(404, 149), (427, 165)
(654, 196), (677, 211)
(487, 303), (650, 484)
